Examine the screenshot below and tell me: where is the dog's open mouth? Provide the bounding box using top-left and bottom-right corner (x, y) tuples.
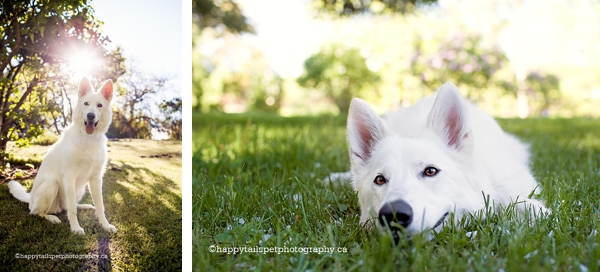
(84, 120), (99, 134)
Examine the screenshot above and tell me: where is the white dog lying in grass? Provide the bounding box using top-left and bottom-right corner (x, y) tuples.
(334, 82), (546, 236)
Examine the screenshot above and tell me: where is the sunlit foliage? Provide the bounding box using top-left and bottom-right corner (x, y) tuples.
(0, 0), (125, 165)
(311, 0), (438, 16)
(192, 0), (254, 34)
(298, 45), (380, 114)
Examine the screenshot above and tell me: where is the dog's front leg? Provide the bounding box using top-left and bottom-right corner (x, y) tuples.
(89, 176), (117, 233)
(63, 176), (85, 234)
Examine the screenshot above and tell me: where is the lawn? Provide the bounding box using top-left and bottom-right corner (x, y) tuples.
(193, 112), (600, 271)
(0, 139), (182, 271)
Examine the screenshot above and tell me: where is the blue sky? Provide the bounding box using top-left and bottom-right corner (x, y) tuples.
(92, 0), (182, 91)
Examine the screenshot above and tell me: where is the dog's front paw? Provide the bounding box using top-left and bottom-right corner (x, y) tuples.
(102, 223), (117, 233)
(44, 215), (61, 224)
(71, 226), (85, 235)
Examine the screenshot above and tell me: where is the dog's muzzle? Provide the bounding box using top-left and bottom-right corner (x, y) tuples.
(378, 200), (449, 241)
(378, 200), (413, 231)
(84, 112), (99, 135)
(83, 112), (99, 127)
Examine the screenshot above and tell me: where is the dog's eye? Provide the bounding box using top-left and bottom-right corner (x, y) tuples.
(84, 102), (89, 106)
(373, 175), (387, 185)
(423, 167), (439, 177)
(97, 103), (102, 107)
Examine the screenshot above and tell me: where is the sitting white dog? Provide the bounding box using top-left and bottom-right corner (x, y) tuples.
(9, 77), (117, 234)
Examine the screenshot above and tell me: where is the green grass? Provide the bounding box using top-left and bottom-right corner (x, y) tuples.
(193, 112), (600, 271)
(0, 139), (182, 271)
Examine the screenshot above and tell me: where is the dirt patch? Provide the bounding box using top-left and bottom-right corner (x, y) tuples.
(0, 162), (40, 184)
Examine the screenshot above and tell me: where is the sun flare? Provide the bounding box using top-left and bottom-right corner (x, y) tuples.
(66, 48), (104, 82)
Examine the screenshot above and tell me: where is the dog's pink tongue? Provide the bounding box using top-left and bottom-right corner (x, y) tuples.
(85, 122), (95, 134)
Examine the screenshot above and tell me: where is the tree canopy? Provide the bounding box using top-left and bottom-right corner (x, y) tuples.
(192, 0), (254, 33)
(107, 67), (169, 139)
(311, 0), (438, 16)
(298, 45), (380, 114)
(0, 0), (125, 163)
(411, 33), (509, 99)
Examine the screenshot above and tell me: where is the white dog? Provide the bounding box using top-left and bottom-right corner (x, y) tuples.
(345, 82), (546, 236)
(8, 77), (117, 235)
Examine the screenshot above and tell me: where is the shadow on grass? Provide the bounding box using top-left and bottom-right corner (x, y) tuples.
(100, 162), (182, 271)
(0, 161), (181, 271)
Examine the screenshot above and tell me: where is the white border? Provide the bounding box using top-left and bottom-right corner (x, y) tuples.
(181, 0), (192, 270)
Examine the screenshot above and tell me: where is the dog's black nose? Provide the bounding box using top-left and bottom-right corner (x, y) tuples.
(87, 112), (95, 120)
(378, 200), (413, 230)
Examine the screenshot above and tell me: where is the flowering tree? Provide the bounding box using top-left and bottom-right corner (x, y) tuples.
(410, 34), (508, 98)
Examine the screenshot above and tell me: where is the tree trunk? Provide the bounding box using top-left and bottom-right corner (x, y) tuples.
(0, 137), (8, 170)
(516, 70), (530, 119)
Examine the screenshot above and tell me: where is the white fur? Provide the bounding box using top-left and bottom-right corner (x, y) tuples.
(346, 82), (546, 235)
(8, 77), (117, 235)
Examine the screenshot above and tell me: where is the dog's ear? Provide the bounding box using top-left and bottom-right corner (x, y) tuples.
(427, 82), (473, 152)
(98, 80), (114, 102)
(347, 98), (387, 166)
(78, 77), (93, 98)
